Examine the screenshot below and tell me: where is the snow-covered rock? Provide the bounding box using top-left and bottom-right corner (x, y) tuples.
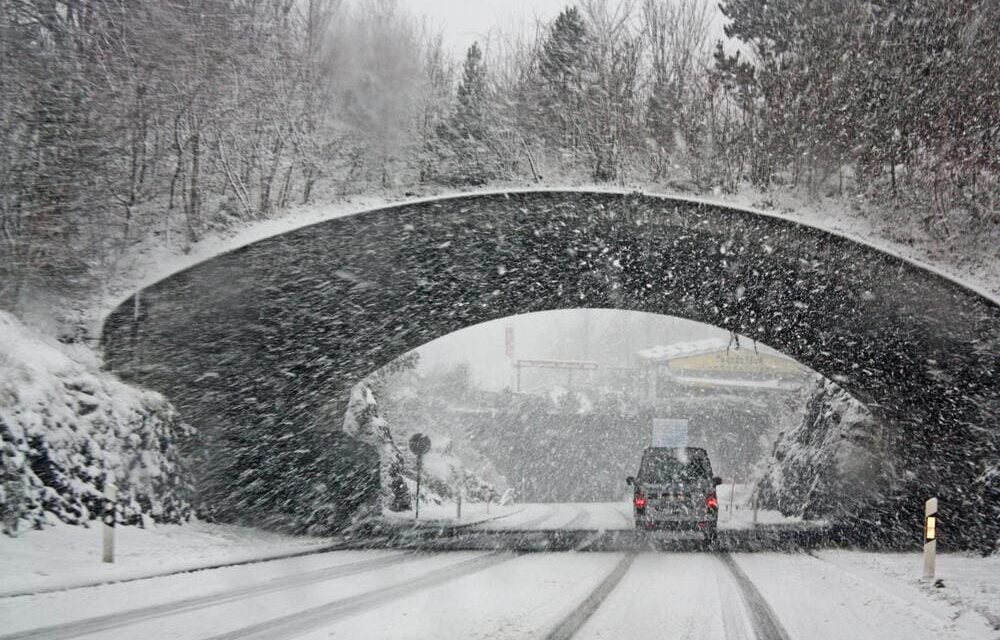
(341, 383), (411, 512)
(342, 378), (503, 513)
(0, 312), (193, 535)
(754, 377), (887, 520)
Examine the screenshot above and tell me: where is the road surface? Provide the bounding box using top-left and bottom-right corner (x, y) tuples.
(1, 542), (993, 639)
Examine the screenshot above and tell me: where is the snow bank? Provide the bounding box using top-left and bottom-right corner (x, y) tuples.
(0, 312), (193, 534)
(0, 519), (336, 596)
(814, 550), (1000, 632)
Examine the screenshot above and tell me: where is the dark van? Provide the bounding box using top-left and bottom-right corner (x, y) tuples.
(627, 446), (722, 543)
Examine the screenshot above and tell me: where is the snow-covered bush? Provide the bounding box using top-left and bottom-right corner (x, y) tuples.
(0, 312), (193, 535)
(754, 377), (888, 520)
(342, 383), (411, 512)
(341, 376), (504, 512)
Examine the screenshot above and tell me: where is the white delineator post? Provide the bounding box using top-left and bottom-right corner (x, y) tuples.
(923, 497), (938, 580)
(414, 456), (422, 521)
(728, 477), (737, 517)
(102, 484), (117, 564)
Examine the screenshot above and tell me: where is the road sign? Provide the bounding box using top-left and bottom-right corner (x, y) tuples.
(652, 418), (688, 447)
(515, 359), (599, 370)
(409, 433), (431, 456)
(409, 434), (431, 520)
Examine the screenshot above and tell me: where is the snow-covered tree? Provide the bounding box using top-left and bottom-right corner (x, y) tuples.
(434, 43), (496, 185)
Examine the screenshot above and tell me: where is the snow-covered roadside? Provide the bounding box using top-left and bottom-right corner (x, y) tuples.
(382, 501), (526, 529)
(814, 550), (1000, 631)
(0, 311), (192, 533)
(716, 483), (818, 530)
(0, 520), (338, 597)
(87, 185), (998, 340)
(735, 551), (999, 639)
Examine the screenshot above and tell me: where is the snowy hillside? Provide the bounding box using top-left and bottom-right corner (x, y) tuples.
(754, 377), (886, 520)
(0, 312), (193, 535)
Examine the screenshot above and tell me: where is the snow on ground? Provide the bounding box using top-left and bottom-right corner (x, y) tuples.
(296, 553), (624, 640)
(383, 494), (807, 532)
(471, 503), (626, 531)
(734, 552), (998, 639)
(0, 548), (467, 638)
(0, 520), (338, 596)
(716, 483), (819, 530)
(814, 550), (1000, 631)
(574, 554), (745, 639)
(6, 547), (994, 639)
(382, 500), (527, 528)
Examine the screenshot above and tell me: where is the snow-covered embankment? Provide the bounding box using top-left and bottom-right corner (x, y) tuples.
(0, 311), (193, 535)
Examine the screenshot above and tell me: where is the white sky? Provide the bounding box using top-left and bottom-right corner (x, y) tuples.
(401, 0), (570, 56)
(416, 309), (728, 391)
(399, 0), (730, 59)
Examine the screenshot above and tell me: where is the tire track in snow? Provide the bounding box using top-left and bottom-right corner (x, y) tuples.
(542, 553), (636, 640)
(717, 553), (791, 640)
(0, 552), (419, 640)
(203, 552), (518, 640)
(0, 539), (383, 599)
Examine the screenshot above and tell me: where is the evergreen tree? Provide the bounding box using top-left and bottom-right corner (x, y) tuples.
(436, 42), (495, 185)
(533, 7), (591, 154)
(645, 74), (677, 175)
(454, 43), (489, 142)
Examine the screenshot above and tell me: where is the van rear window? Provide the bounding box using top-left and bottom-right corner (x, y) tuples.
(639, 450), (711, 483)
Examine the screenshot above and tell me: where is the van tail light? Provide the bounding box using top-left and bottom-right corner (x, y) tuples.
(634, 492), (647, 509)
(706, 493), (719, 510)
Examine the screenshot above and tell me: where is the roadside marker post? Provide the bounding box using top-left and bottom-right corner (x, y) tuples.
(415, 456), (422, 520)
(409, 434), (431, 521)
(923, 497), (938, 580)
(102, 484), (117, 563)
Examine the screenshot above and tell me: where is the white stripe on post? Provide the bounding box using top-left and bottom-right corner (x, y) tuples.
(923, 497), (937, 580)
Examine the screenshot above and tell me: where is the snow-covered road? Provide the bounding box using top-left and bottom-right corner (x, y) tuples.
(2, 547), (995, 640)
(390, 491), (810, 533)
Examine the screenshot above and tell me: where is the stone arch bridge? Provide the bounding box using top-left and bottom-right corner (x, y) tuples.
(102, 190), (999, 543)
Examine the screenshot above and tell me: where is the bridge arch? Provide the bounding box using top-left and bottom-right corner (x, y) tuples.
(102, 190), (999, 540)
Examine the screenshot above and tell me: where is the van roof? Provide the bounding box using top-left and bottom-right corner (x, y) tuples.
(643, 446), (708, 455)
